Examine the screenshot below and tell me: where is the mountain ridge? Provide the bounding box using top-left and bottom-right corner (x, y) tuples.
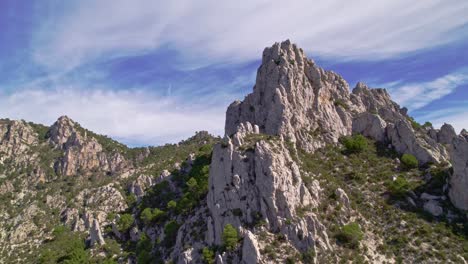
(0, 40), (467, 263)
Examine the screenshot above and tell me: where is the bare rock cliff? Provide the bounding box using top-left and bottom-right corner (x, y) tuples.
(208, 40), (468, 263)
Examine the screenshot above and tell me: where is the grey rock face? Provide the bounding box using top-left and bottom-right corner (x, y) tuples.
(438, 124), (457, 144)
(352, 112), (387, 141)
(448, 135), (468, 210)
(128, 175), (154, 198)
(242, 231), (260, 264)
(423, 200), (443, 217)
(207, 122), (329, 257)
(89, 219), (105, 246)
(225, 40), (360, 152)
(49, 116), (129, 176)
(386, 120), (448, 164)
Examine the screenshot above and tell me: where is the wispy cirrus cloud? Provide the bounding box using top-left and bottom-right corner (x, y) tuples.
(1, 0), (468, 145)
(384, 69), (468, 110)
(0, 87), (226, 146)
(32, 0), (468, 72)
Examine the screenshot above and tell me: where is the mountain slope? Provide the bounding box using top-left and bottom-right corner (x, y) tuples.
(0, 40), (467, 264)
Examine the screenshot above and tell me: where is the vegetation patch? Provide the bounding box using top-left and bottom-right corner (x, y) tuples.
(335, 222), (364, 249)
(401, 154), (419, 169)
(222, 224), (239, 251)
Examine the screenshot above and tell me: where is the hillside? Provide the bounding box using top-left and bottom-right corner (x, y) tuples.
(0, 41), (467, 264)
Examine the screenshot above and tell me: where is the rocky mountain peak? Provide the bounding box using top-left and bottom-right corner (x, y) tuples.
(48, 115), (79, 148)
(226, 40), (361, 152)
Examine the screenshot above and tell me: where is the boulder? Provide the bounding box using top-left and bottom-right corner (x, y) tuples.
(423, 200), (443, 217)
(242, 231), (260, 264)
(352, 112), (387, 142)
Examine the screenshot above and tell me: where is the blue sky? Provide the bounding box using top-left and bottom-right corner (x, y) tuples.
(0, 0), (468, 146)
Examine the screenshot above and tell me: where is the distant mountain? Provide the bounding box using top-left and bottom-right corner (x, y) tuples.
(0, 41), (466, 264)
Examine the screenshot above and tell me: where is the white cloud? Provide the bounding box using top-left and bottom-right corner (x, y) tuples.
(33, 0), (468, 71)
(0, 88), (225, 146)
(385, 70), (468, 110)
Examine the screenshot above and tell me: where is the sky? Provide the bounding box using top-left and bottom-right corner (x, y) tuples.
(0, 0), (467, 146)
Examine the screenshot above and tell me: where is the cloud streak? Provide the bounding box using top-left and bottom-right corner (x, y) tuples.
(385, 69), (468, 110)
(33, 0), (468, 71)
(0, 87), (226, 146)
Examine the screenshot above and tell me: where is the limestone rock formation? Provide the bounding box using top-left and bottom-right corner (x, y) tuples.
(128, 174), (154, 198)
(352, 112), (387, 142)
(208, 122), (329, 259)
(49, 116), (129, 176)
(242, 231), (261, 264)
(448, 132), (468, 210)
(225, 40), (361, 152)
(207, 40), (468, 263)
(89, 219), (106, 246)
(0, 120), (38, 158)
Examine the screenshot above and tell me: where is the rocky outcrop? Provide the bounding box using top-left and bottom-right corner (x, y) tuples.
(207, 40), (468, 263)
(225, 40), (363, 152)
(208, 122), (329, 258)
(438, 124), (457, 144)
(0, 120), (38, 157)
(224, 41), (450, 168)
(352, 112), (387, 142)
(128, 174), (154, 199)
(448, 133), (468, 210)
(386, 120), (448, 164)
(89, 219), (105, 246)
(73, 183), (128, 224)
(423, 200), (443, 217)
(242, 231), (261, 264)
(49, 116), (129, 176)
(0, 120), (41, 179)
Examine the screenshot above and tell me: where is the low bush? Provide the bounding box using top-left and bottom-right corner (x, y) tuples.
(163, 220), (180, 247)
(202, 247), (215, 264)
(117, 214), (134, 232)
(401, 154), (418, 169)
(387, 176), (410, 198)
(222, 224), (239, 251)
(140, 208), (165, 224)
(342, 134), (368, 153)
(38, 226), (89, 263)
(335, 222), (364, 249)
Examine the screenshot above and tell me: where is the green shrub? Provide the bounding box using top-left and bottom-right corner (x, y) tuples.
(301, 248), (316, 263)
(335, 222), (364, 248)
(222, 224), (239, 251)
(167, 200), (177, 210)
(401, 154), (418, 169)
(136, 234), (154, 264)
(125, 193), (137, 206)
(202, 247), (215, 264)
(423, 122), (433, 128)
(140, 208), (165, 224)
(38, 226), (89, 263)
(163, 220), (180, 247)
(387, 176), (410, 198)
(408, 117), (421, 130)
(334, 99), (349, 110)
(117, 214), (134, 232)
(342, 134), (368, 153)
